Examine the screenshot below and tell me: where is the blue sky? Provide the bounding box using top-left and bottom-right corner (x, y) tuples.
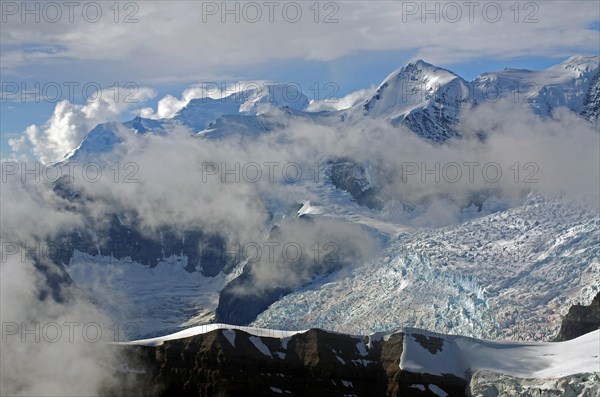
(1, 1), (599, 160)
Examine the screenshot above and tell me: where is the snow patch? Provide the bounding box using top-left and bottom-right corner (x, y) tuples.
(124, 324), (308, 346)
(400, 330), (600, 379)
(223, 329), (236, 347)
(428, 384), (448, 397)
(249, 336), (273, 358)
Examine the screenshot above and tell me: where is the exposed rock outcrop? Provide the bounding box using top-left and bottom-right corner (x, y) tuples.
(328, 158), (383, 209)
(108, 328), (466, 397)
(554, 292), (600, 342)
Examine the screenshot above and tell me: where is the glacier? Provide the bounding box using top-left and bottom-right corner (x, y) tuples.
(252, 195), (599, 342)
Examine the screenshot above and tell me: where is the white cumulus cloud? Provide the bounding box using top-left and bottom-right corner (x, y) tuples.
(13, 87), (155, 163)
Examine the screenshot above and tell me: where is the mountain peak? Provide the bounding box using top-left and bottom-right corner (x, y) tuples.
(389, 59), (458, 80)
(550, 55), (599, 76)
(351, 58), (469, 141)
(369, 60), (463, 98)
(407, 58), (456, 72)
(564, 54), (600, 64)
(407, 58), (434, 67)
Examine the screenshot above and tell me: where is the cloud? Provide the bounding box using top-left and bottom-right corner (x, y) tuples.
(1, 2), (598, 82)
(306, 86), (375, 112)
(64, 96), (600, 239)
(354, 101), (600, 226)
(7, 134), (26, 152)
(3, 3), (598, 394)
(12, 87), (155, 163)
(138, 81), (290, 119)
(0, 255), (126, 396)
(138, 86), (209, 119)
(0, 174), (136, 396)
(239, 216), (381, 293)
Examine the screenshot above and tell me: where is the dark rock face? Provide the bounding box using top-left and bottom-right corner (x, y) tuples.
(107, 328), (467, 397)
(580, 71), (600, 124)
(327, 159), (506, 213)
(47, 215), (233, 276)
(124, 116), (167, 134)
(554, 292), (600, 341)
(49, 176), (235, 277)
(31, 255), (76, 304)
(401, 99), (462, 142)
(328, 159), (383, 209)
(215, 271), (291, 326)
(412, 334), (444, 354)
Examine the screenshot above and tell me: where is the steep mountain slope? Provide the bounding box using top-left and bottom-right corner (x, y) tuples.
(343, 60), (471, 141)
(473, 55), (600, 118)
(554, 292), (600, 342)
(580, 70), (600, 124)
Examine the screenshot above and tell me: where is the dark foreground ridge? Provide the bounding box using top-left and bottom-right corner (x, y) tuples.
(106, 328), (466, 397)
(101, 294), (600, 397)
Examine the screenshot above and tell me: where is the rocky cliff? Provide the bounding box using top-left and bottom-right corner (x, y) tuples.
(107, 328), (466, 397)
(554, 292), (600, 342)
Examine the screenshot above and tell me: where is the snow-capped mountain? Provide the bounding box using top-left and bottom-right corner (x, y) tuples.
(67, 122), (126, 160)
(196, 107), (313, 140)
(473, 55), (600, 118)
(174, 83), (309, 131)
(341, 55), (599, 140)
(66, 117), (168, 160)
(65, 83), (310, 160)
(66, 55), (599, 162)
(343, 60), (471, 141)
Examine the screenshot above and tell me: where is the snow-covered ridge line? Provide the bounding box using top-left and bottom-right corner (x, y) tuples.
(67, 55), (599, 161)
(122, 323), (310, 346)
(123, 323), (599, 380)
(401, 329), (599, 380)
